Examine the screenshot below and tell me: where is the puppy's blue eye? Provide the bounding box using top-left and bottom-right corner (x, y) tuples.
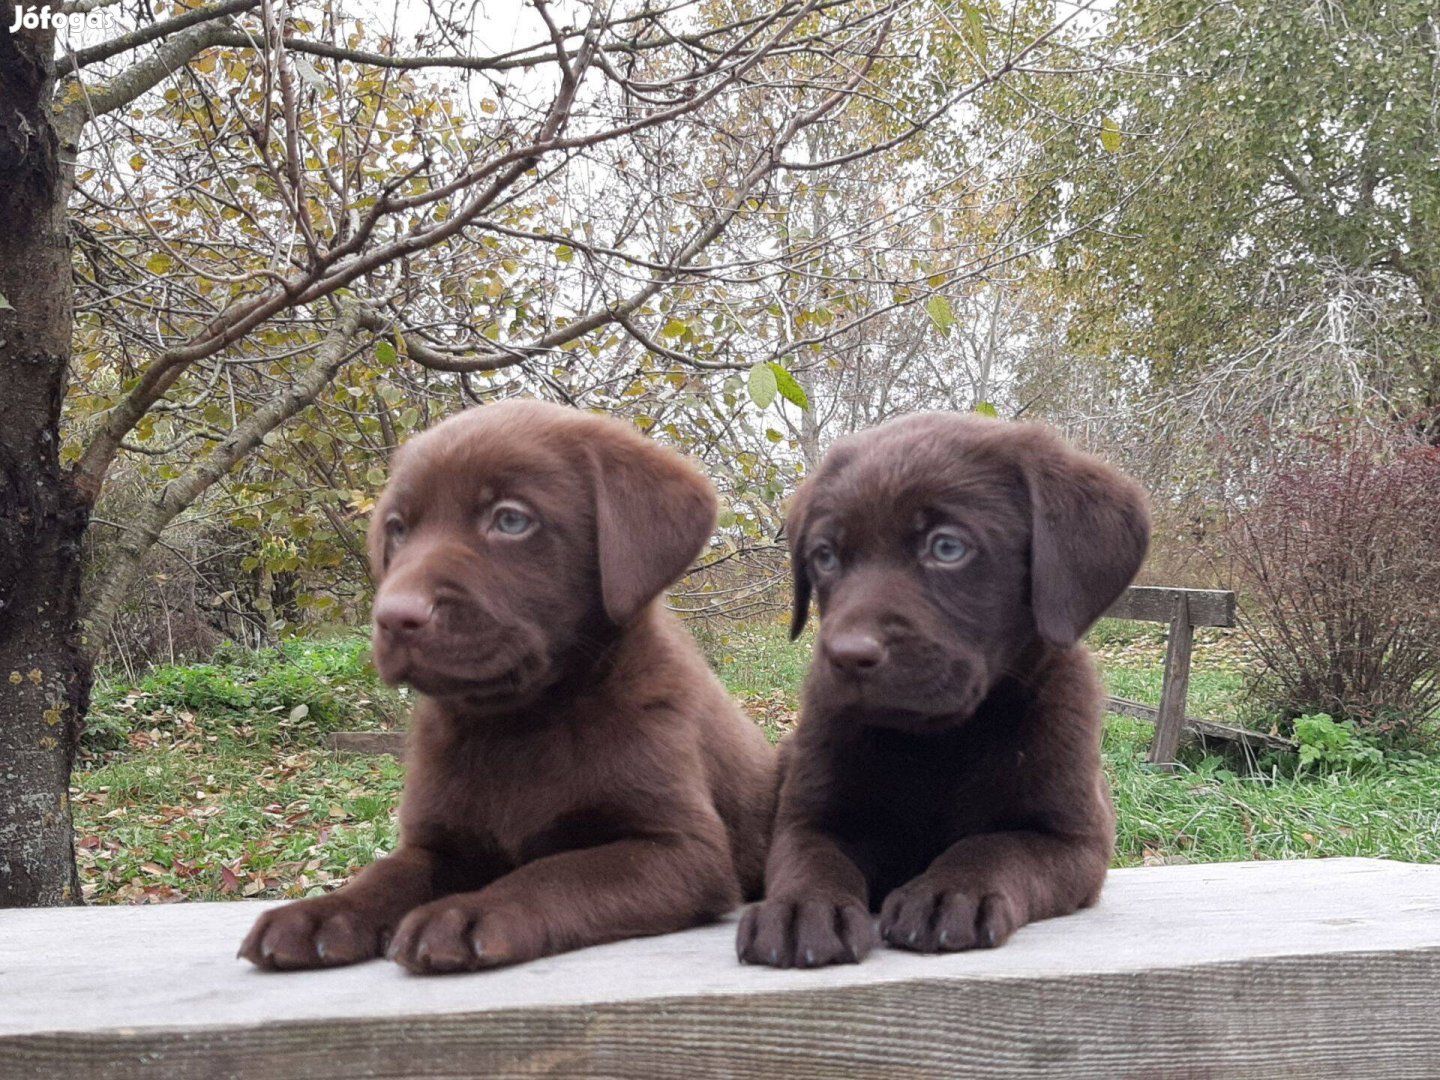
(812, 544), (840, 572)
(494, 507), (533, 535)
(928, 532), (968, 563)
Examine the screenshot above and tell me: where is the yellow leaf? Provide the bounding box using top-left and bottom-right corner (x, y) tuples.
(1100, 117), (1122, 154)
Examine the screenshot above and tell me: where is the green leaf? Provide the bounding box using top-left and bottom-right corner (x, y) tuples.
(926, 294), (956, 335)
(1100, 117), (1122, 154)
(661, 318), (688, 339)
(556, 245), (574, 264)
(973, 401), (999, 418)
(375, 341), (398, 364)
(963, 3), (988, 62)
(748, 363), (778, 409)
(769, 363), (809, 409)
(0, 292), (12, 311)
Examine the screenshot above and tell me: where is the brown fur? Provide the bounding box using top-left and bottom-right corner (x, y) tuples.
(737, 412), (1149, 967)
(241, 400), (776, 974)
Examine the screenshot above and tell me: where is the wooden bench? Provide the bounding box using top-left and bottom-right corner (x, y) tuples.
(2, 858), (1437, 1078)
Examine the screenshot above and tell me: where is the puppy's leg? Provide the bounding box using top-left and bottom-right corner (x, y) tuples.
(736, 824), (875, 968)
(387, 834), (737, 974)
(239, 845), (441, 970)
(878, 830), (1109, 952)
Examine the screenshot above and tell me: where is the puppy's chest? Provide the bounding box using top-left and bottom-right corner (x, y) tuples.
(403, 726), (625, 865)
(831, 728), (1029, 836)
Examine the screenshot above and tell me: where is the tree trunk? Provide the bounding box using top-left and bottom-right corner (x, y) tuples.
(0, 6), (86, 905)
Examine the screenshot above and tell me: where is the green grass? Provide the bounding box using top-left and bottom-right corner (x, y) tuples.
(1104, 715), (1440, 865)
(71, 622), (1440, 903)
(694, 616), (810, 742)
(74, 637), (406, 902)
(83, 634), (408, 754)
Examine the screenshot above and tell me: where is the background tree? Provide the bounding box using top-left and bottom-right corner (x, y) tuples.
(992, 0), (1439, 579)
(2, 0), (1121, 905)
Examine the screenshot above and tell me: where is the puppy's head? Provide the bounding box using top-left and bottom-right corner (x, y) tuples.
(787, 412), (1149, 729)
(367, 400), (716, 712)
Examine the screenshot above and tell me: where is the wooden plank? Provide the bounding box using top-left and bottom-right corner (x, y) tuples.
(3, 859), (1440, 1078)
(327, 731), (406, 757)
(1103, 586), (1237, 627)
(1148, 593), (1195, 766)
(1105, 696), (1297, 753)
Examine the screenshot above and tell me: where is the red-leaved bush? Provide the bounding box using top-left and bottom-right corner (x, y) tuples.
(1220, 424), (1440, 738)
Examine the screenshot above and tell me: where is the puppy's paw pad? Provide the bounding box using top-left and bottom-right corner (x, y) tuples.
(389, 904), (479, 974)
(389, 902), (539, 974)
(880, 883), (1022, 953)
(737, 897), (874, 968)
(974, 892), (1022, 949)
(240, 901), (383, 971)
(879, 883), (950, 953)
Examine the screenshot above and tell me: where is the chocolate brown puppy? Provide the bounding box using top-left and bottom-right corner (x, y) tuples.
(737, 412), (1148, 967)
(241, 400), (776, 973)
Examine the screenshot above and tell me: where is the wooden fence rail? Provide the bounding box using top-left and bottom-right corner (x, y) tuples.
(1097, 585), (1280, 765)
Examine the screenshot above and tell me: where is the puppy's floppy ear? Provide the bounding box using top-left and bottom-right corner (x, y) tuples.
(785, 481), (813, 641)
(1025, 433), (1150, 647)
(589, 433), (717, 627)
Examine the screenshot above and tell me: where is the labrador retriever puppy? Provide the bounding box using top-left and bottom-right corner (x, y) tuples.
(241, 400), (776, 973)
(737, 411), (1149, 967)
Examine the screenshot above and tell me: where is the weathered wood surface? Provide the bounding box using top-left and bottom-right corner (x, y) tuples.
(1105, 695), (1297, 753)
(1103, 586), (1237, 628)
(327, 730), (406, 757)
(2, 858), (1439, 1079)
(1148, 592), (1195, 766)
(1102, 586), (1239, 765)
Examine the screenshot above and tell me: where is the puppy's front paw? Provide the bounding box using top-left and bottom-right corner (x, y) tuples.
(879, 879), (1023, 953)
(239, 899), (385, 970)
(736, 896), (875, 968)
(387, 898), (540, 974)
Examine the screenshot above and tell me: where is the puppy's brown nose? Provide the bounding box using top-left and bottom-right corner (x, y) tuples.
(373, 592), (434, 640)
(823, 632), (885, 676)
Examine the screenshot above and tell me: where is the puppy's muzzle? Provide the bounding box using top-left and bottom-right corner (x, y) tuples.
(373, 589), (435, 646)
(822, 631), (887, 678)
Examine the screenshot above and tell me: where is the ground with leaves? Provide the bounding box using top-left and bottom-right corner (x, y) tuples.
(73, 623), (1440, 904)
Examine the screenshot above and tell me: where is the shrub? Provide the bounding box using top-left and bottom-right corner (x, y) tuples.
(137, 664), (255, 713)
(1219, 422), (1440, 739)
(1293, 713), (1384, 774)
(83, 636), (396, 752)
